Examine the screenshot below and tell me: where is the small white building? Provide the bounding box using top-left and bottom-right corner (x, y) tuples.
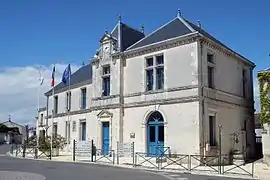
(0, 118), (27, 144)
(37, 12), (256, 160)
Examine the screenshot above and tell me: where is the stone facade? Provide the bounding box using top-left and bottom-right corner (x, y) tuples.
(37, 14), (256, 160)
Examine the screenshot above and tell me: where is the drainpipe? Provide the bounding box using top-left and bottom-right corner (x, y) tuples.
(198, 38), (205, 157)
(118, 16), (124, 145)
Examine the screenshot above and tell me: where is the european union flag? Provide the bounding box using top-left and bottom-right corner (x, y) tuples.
(62, 64), (71, 85)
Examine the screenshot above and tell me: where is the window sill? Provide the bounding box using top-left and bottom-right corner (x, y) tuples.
(144, 89), (165, 95)
(92, 94), (119, 101)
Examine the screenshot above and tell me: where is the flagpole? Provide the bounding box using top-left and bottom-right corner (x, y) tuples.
(67, 66), (71, 144)
(36, 66), (42, 154)
(50, 84), (54, 159)
(50, 65), (55, 160)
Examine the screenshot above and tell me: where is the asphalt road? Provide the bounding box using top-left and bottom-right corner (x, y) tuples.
(0, 145), (252, 180)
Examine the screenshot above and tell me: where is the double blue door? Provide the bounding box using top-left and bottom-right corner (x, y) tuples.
(148, 124), (164, 156)
(147, 111), (164, 156)
(102, 122), (110, 155)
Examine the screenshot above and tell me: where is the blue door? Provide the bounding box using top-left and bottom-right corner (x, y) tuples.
(102, 122), (110, 155)
(147, 111), (164, 156)
(81, 122), (86, 141)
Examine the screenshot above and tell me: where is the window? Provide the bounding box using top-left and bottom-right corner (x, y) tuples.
(66, 92), (71, 112)
(79, 120), (86, 141)
(207, 54), (214, 63)
(209, 115), (216, 146)
(208, 66), (214, 88)
(52, 122), (58, 138)
(65, 121), (70, 143)
(81, 88), (87, 109)
(242, 69), (246, 98)
(40, 113), (43, 126)
(53, 96), (58, 115)
(207, 53), (215, 88)
(72, 121), (76, 132)
(102, 66), (110, 96)
(145, 54), (164, 91)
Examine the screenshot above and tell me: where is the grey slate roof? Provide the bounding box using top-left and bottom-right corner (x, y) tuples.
(45, 22), (144, 96)
(45, 64), (92, 96)
(111, 22), (145, 51)
(127, 16), (254, 66)
(127, 18), (193, 50)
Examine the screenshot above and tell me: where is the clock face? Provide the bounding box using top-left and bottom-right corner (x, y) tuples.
(103, 44), (110, 54)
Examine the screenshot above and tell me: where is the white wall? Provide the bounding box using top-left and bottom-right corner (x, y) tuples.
(201, 43), (255, 157)
(47, 83), (92, 116)
(123, 101), (200, 155)
(45, 108), (120, 151)
(124, 42), (198, 97)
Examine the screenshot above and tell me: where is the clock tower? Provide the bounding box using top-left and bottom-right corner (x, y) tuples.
(99, 31), (118, 62)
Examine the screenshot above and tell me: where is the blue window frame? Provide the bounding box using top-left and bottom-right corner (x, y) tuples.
(102, 66), (110, 96)
(146, 69), (154, 91)
(81, 88), (87, 109)
(145, 55), (164, 91)
(209, 115), (216, 146)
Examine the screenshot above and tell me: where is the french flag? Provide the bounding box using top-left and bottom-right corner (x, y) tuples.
(51, 65), (55, 87)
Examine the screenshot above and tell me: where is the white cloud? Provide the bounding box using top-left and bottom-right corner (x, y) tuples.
(0, 63), (80, 126)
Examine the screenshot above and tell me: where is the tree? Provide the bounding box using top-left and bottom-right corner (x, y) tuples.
(257, 71), (270, 124)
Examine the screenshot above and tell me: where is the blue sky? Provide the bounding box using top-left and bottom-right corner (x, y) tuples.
(0, 0), (268, 124)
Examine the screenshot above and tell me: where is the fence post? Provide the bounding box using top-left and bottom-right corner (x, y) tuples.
(132, 142), (135, 167)
(22, 144), (26, 158)
(91, 139), (94, 162)
(218, 125), (222, 174)
(113, 150), (115, 165)
(49, 145), (52, 160)
(252, 162), (254, 177)
(15, 144), (18, 156)
(188, 155), (191, 171)
(116, 141), (119, 165)
(73, 139), (76, 162)
(10, 144), (13, 154)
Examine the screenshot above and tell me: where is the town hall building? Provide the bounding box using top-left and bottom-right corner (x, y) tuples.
(37, 11), (256, 160)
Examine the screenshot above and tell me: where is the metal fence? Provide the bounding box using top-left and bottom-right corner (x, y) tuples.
(72, 139), (115, 164)
(10, 144), (51, 160)
(132, 152), (255, 177)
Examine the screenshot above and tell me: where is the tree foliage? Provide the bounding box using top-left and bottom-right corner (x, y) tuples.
(257, 71), (270, 124)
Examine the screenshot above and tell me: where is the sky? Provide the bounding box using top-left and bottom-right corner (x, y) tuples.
(0, 0), (269, 126)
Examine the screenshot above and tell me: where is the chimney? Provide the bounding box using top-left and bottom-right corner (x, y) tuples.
(198, 20), (201, 28)
(141, 25), (145, 34)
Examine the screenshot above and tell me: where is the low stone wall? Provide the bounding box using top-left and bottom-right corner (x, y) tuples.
(262, 123), (270, 166)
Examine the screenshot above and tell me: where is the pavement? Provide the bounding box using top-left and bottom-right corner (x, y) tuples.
(1, 144), (268, 180)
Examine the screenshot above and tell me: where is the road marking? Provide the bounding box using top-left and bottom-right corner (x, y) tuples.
(0, 154), (6, 156)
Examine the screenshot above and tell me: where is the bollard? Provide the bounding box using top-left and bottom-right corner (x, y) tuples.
(132, 142), (135, 166)
(91, 139), (96, 162)
(10, 144), (13, 154)
(73, 139), (76, 162)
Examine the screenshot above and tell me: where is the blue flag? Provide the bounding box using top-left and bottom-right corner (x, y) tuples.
(62, 64), (71, 85)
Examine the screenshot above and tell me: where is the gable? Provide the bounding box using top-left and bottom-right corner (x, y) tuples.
(97, 110), (113, 118)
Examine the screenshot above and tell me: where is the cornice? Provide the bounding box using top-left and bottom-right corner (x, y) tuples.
(199, 36), (255, 68)
(124, 85), (198, 98)
(45, 95), (199, 119)
(123, 33), (200, 59)
(45, 80), (91, 96)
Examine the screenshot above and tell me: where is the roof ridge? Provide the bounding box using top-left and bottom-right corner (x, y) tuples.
(126, 17), (181, 51)
(177, 16), (196, 32)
